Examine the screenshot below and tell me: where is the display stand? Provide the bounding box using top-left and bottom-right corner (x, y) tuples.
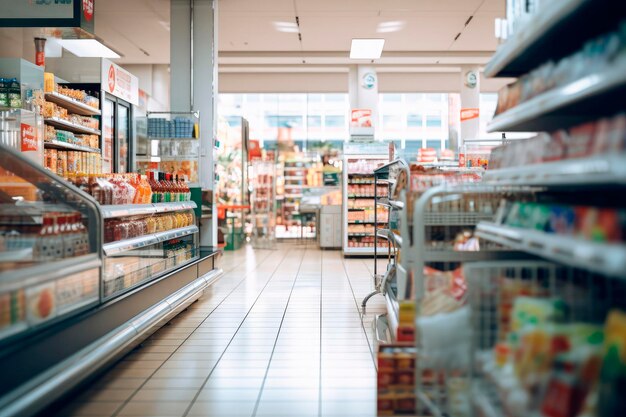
(251, 160), (277, 249)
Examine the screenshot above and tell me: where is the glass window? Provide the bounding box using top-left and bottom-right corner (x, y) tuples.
(383, 94), (402, 102)
(325, 115), (345, 127)
(325, 94), (345, 102)
(407, 113), (422, 127)
(307, 115), (321, 127)
(383, 115), (402, 129)
(426, 114), (442, 128)
(426, 140), (442, 150)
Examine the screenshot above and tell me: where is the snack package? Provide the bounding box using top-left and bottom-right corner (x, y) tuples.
(597, 310), (626, 417)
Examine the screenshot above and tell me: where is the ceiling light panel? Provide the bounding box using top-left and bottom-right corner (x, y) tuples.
(59, 39), (120, 58)
(376, 21), (405, 33)
(273, 21), (299, 33)
(350, 39), (385, 59)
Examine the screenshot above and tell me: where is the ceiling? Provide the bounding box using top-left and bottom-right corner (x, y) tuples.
(94, 0), (504, 70)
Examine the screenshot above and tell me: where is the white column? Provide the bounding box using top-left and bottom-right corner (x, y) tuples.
(459, 66), (481, 148)
(171, 0), (218, 246)
(348, 65), (379, 132)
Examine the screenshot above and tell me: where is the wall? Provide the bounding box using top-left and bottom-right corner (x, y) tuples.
(219, 71), (513, 94)
(122, 64), (170, 112)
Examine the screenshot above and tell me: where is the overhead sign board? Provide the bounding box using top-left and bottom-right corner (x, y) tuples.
(102, 59), (139, 105)
(0, 0), (95, 35)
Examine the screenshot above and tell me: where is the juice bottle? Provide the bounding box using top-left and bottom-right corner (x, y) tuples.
(49, 213), (64, 260)
(58, 214), (74, 258)
(160, 173), (170, 202)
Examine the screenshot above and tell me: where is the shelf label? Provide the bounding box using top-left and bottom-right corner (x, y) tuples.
(20, 123), (38, 152)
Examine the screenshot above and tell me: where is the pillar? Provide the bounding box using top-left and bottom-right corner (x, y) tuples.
(171, 0), (218, 246)
(348, 65), (379, 134)
(459, 66), (480, 148)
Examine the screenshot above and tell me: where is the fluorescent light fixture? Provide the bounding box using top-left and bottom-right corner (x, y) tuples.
(58, 39), (120, 58)
(350, 39), (385, 59)
(377, 21), (405, 33)
(273, 21), (299, 33)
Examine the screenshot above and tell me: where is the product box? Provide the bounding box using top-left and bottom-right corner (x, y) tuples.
(377, 344), (417, 416)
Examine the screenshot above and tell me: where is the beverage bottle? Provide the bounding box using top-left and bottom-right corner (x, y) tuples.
(143, 175), (153, 203)
(161, 173), (170, 202)
(49, 213), (64, 260)
(58, 214), (74, 258)
(168, 173), (179, 202)
(148, 171), (157, 203)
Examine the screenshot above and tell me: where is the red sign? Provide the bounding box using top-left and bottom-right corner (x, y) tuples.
(83, 0), (94, 21)
(460, 108), (479, 122)
(20, 123), (37, 152)
(107, 64), (116, 93)
(350, 109), (372, 127)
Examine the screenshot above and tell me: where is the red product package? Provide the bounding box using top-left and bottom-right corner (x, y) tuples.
(566, 122), (595, 159)
(606, 113), (626, 152)
(543, 131), (566, 162)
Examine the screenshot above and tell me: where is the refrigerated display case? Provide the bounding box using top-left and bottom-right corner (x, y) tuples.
(138, 111), (201, 185)
(103, 94), (133, 174)
(0, 144), (221, 417)
(0, 143), (101, 344)
(343, 149), (390, 256)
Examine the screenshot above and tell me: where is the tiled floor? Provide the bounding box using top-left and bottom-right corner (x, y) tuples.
(55, 241), (387, 417)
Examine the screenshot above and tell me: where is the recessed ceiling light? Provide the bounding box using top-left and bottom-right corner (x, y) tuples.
(376, 21), (405, 33)
(58, 39), (120, 58)
(273, 21), (299, 33)
(350, 39), (385, 59)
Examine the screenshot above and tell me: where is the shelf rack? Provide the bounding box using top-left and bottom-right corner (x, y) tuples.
(476, 222), (626, 279)
(100, 201), (197, 219)
(483, 0), (609, 77)
(43, 140), (100, 154)
(44, 92), (101, 116)
(103, 225), (199, 256)
(44, 117), (101, 135)
(487, 64), (626, 132)
(460, 3), (626, 417)
(483, 153), (626, 186)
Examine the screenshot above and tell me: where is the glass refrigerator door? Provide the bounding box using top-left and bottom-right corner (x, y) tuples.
(102, 98), (115, 174)
(117, 102), (130, 173)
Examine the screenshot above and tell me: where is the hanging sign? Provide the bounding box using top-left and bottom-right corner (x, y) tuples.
(101, 59), (139, 105)
(20, 123), (38, 152)
(460, 108), (479, 122)
(0, 0), (95, 35)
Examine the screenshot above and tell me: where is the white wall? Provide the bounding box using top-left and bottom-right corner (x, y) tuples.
(219, 71), (513, 94)
(122, 64), (170, 111)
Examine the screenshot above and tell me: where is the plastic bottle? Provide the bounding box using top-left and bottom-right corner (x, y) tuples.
(58, 214), (73, 258)
(8, 78), (21, 109)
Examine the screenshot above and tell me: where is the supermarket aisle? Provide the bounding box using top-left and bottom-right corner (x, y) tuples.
(55, 242), (387, 417)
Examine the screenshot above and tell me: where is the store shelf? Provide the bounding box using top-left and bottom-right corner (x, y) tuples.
(44, 140), (100, 154)
(484, 154), (626, 186)
(347, 221), (381, 225)
(44, 92), (101, 116)
(422, 212), (495, 226)
(347, 233), (373, 237)
(344, 247), (394, 255)
(103, 225), (199, 256)
(377, 198), (404, 209)
(0, 254), (100, 293)
(488, 64), (626, 132)
(147, 136), (197, 141)
(44, 117), (101, 135)
(136, 155), (199, 162)
(100, 201), (197, 219)
(348, 195), (378, 199)
(348, 181), (375, 185)
(476, 222), (626, 278)
(484, 0), (616, 78)
(377, 229), (402, 247)
(284, 176), (304, 180)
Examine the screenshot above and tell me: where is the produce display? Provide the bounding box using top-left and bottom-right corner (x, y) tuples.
(494, 22), (626, 116)
(489, 114), (626, 170)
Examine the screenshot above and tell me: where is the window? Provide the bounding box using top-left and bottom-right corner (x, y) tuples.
(325, 115), (345, 127)
(307, 115), (321, 127)
(407, 113), (422, 127)
(426, 115), (442, 128)
(383, 115), (402, 130)
(383, 94), (402, 102)
(426, 140), (442, 150)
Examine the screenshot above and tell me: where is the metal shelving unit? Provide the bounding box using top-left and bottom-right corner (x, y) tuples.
(483, 153), (626, 186)
(43, 139), (101, 154)
(103, 225), (199, 256)
(487, 65), (626, 132)
(100, 201), (197, 219)
(44, 117), (101, 135)
(44, 92), (102, 116)
(477, 222), (626, 279)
